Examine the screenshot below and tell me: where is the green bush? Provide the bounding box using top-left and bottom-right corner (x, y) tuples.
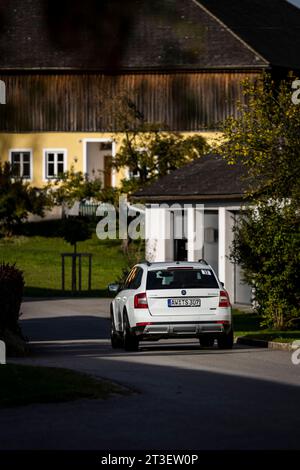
(12, 219), (64, 237)
(13, 217), (99, 238)
(218, 75), (300, 330)
(0, 162), (52, 236)
(0, 262), (24, 333)
(231, 202), (300, 330)
(60, 217), (93, 253)
(2, 329), (28, 357)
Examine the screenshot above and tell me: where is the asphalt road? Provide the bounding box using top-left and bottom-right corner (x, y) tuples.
(1, 298), (300, 450)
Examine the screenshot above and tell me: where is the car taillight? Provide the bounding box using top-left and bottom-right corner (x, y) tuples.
(134, 292), (148, 309)
(219, 290), (231, 308)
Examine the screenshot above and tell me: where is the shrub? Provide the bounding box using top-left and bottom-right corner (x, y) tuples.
(60, 217), (93, 253)
(0, 262), (24, 333)
(0, 162), (52, 236)
(2, 329), (28, 357)
(12, 219), (64, 237)
(218, 75), (300, 330)
(231, 202), (300, 330)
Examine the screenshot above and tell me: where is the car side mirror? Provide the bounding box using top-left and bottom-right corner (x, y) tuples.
(108, 283), (120, 294)
(220, 281), (224, 287)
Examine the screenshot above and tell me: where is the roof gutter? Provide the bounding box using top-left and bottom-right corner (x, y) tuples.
(132, 193), (246, 202)
(0, 66), (270, 74)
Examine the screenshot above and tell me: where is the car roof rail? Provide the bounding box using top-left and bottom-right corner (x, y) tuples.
(198, 258), (209, 265)
(140, 260), (152, 266)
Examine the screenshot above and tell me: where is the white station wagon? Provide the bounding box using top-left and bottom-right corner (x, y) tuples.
(108, 261), (233, 351)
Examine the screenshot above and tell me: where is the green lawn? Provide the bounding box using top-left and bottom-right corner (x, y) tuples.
(0, 364), (129, 408)
(0, 235), (127, 296)
(233, 309), (300, 343)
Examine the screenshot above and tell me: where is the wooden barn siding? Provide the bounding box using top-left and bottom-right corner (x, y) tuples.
(0, 72), (259, 132)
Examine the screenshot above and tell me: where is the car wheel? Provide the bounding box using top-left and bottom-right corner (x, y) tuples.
(217, 329), (234, 349)
(110, 314), (122, 349)
(199, 337), (215, 348)
(123, 313), (139, 352)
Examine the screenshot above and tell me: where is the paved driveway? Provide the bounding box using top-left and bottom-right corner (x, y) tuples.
(1, 298), (300, 450)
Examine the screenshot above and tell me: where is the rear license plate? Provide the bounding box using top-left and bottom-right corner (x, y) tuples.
(168, 298), (201, 307)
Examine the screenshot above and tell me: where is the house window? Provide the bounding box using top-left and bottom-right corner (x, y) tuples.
(99, 142), (112, 151)
(45, 150), (66, 179)
(10, 150), (32, 179)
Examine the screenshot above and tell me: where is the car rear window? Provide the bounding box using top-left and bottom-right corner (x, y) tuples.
(146, 268), (219, 290)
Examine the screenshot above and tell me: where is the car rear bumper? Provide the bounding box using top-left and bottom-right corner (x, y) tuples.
(134, 321), (231, 339)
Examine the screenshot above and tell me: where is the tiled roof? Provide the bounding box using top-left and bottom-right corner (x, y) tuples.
(200, 0), (300, 71)
(1, 0), (299, 71)
(133, 154), (249, 200)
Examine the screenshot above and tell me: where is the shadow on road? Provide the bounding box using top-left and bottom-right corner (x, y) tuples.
(7, 312), (300, 450)
(20, 315), (271, 359)
(21, 315), (267, 357)
(21, 316), (110, 342)
(4, 346), (300, 450)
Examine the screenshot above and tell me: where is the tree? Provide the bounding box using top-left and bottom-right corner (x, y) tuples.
(231, 202), (300, 329)
(219, 74), (300, 202)
(60, 217), (93, 292)
(106, 92), (209, 194)
(0, 162), (52, 236)
(60, 217), (92, 254)
(102, 92), (209, 254)
(114, 130), (209, 194)
(218, 74), (300, 329)
(50, 166), (103, 209)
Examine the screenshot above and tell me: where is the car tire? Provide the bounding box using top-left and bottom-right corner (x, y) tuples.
(199, 337), (215, 348)
(123, 313), (139, 352)
(217, 329), (234, 349)
(110, 314), (122, 349)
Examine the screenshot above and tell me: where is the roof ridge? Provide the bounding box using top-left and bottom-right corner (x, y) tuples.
(191, 0), (269, 67)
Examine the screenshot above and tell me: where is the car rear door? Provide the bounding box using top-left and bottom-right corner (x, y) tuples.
(117, 267), (144, 328)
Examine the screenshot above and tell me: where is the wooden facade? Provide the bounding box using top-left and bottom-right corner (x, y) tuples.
(0, 71), (259, 133)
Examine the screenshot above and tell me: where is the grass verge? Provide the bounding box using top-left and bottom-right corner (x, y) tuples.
(0, 235), (127, 297)
(233, 309), (300, 344)
(0, 364), (130, 408)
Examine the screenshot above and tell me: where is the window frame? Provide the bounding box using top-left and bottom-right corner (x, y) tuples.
(131, 267), (144, 290)
(146, 268), (219, 290)
(123, 267), (138, 290)
(9, 148), (33, 180)
(43, 148), (67, 180)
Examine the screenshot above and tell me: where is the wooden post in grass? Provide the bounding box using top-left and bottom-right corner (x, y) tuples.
(61, 253), (92, 293)
(78, 254), (82, 292)
(60, 217), (93, 293)
(88, 254), (92, 291)
(72, 243), (77, 292)
(62, 253), (65, 291)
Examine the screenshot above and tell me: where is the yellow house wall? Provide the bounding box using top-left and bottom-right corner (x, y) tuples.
(0, 131), (221, 188)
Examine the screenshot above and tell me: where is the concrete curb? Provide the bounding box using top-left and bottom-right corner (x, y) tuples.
(236, 336), (294, 351)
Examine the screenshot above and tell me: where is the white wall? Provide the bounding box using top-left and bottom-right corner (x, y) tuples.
(203, 212), (218, 273)
(218, 208), (235, 300)
(145, 207), (172, 262)
(187, 206), (204, 262)
(28, 205), (63, 221)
